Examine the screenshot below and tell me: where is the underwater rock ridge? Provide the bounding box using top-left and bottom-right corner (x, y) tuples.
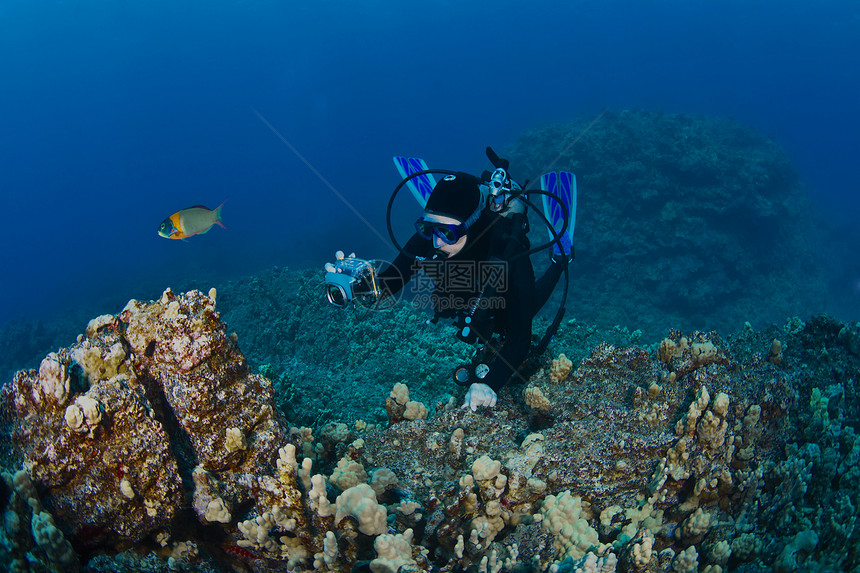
(505, 109), (828, 338)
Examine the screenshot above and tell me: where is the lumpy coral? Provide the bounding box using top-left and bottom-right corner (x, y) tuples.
(0, 280), (857, 571)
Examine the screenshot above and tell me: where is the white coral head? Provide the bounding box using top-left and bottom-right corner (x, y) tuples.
(75, 395), (103, 426)
(64, 405), (84, 430)
(39, 353), (70, 405)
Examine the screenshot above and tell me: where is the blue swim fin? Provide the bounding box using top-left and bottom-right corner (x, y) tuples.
(393, 156), (437, 208)
(540, 171), (577, 261)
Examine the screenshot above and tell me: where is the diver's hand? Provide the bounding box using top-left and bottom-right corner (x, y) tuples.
(324, 250), (356, 272)
(461, 383), (497, 412)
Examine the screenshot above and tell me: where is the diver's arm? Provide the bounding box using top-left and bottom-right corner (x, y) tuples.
(480, 257), (535, 391)
(481, 321), (531, 391)
(368, 233), (431, 300)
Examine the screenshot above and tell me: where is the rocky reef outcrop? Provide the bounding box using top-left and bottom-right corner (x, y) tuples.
(505, 109), (828, 338)
(2, 283), (858, 572)
(1, 288), (285, 571)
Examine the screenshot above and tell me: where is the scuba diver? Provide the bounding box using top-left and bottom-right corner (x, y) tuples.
(324, 148), (576, 412)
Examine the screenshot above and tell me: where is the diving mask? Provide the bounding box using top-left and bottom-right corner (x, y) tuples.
(414, 218), (468, 245)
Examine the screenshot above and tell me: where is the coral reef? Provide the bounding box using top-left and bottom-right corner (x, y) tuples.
(1, 280), (858, 572)
(0, 108), (857, 573)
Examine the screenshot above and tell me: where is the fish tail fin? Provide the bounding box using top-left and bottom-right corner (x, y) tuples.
(214, 201), (226, 228)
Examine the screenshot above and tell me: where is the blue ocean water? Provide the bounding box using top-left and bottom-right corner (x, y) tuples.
(1, 0), (858, 327)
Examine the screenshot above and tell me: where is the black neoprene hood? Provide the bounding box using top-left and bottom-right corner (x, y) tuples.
(424, 173), (482, 223)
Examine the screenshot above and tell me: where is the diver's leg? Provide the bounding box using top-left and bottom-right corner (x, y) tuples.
(531, 261), (566, 316)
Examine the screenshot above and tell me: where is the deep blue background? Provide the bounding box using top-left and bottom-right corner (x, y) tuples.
(1, 0), (858, 326)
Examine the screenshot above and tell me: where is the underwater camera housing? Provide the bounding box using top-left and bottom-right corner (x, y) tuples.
(324, 256), (383, 309)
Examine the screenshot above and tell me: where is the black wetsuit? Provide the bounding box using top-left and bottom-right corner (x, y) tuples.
(376, 210), (565, 391)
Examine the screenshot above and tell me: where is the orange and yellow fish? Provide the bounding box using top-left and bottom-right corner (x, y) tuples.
(158, 203), (224, 240)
